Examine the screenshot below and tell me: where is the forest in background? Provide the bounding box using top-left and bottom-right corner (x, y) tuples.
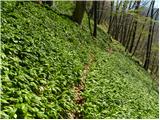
(78, 0), (159, 80)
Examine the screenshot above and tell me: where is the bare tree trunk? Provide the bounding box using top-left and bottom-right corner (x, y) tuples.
(154, 65), (159, 75)
(125, 18), (134, 51)
(42, 1), (53, 6)
(125, 1), (139, 52)
(132, 2), (154, 56)
(112, 1), (122, 39)
(93, 1), (97, 37)
(115, 1), (124, 40)
(120, 1), (129, 43)
(151, 52), (157, 74)
(72, 1), (86, 25)
(97, 1), (100, 24)
(144, 0), (155, 70)
(128, 1), (141, 53)
(86, 6), (92, 36)
(108, 1), (114, 34)
(98, 1), (105, 24)
(121, 1), (133, 45)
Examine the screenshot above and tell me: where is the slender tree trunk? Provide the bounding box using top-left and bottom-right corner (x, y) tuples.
(125, 1), (138, 51)
(72, 1), (86, 25)
(112, 1), (122, 38)
(120, 1), (129, 43)
(125, 18), (134, 51)
(144, 0), (155, 70)
(151, 52), (157, 74)
(128, 1), (141, 53)
(147, 11), (158, 70)
(108, 1), (114, 34)
(86, 7), (92, 36)
(121, 16), (129, 45)
(93, 1), (97, 37)
(97, 1), (100, 24)
(121, 1), (133, 45)
(115, 1), (125, 40)
(132, 2), (153, 56)
(154, 65), (159, 75)
(98, 1), (105, 24)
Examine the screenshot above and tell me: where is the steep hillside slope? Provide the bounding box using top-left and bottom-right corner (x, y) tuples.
(1, 1), (158, 119)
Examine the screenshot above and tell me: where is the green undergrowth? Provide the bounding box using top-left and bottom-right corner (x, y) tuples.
(81, 49), (158, 118)
(1, 1), (159, 119)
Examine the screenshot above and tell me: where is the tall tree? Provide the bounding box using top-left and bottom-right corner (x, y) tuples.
(115, 1), (124, 40)
(86, 2), (93, 36)
(121, 1), (133, 45)
(93, 1), (97, 37)
(108, 1), (114, 34)
(144, 0), (155, 70)
(132, 1), (153, 56)
(120, 1), (129, 43)
(128, 1), (141, 53)
(42, 1), (53, 6)
(72, 1), (86, 25)
(112, 1), (122, 38)
(97, 1), (105, 24)
(125, 1), (139, 51)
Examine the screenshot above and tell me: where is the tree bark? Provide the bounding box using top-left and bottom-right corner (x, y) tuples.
(125, 18), (134, 51)
(93, 1), (97, 37)
(72, 1), (86, 25)
(42, 1), (53, 6)
(112, 1), (122, 38)
(144, 0), (155, 70)
(132, 2), (153, 56)
(98, 1), (105, 24)
(108, 1), (114, 34)
(128, 1), (141, 53)
(121, 1), (132, 45)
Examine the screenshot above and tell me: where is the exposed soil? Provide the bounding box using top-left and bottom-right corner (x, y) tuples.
(70, 53), (95, 119)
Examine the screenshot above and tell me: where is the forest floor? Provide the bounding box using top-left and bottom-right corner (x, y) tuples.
(1, 1), (159, 119)
(70, 52), (95, 119)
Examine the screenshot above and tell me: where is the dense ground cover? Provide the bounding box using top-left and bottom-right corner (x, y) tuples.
(1, 1), (159, 119)
(81, 48), (158, 118)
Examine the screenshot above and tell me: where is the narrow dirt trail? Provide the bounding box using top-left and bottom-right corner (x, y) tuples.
(69, 52), (95, 119)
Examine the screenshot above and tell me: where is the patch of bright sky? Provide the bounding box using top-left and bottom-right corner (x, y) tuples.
(141, 0), (159, 8)
(143, 0), (159, 8)
(114, 0), (159, 8)
(155, 0), (159, 8)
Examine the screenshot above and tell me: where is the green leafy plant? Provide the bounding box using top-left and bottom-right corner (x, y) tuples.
(1, 1), (158, 119)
